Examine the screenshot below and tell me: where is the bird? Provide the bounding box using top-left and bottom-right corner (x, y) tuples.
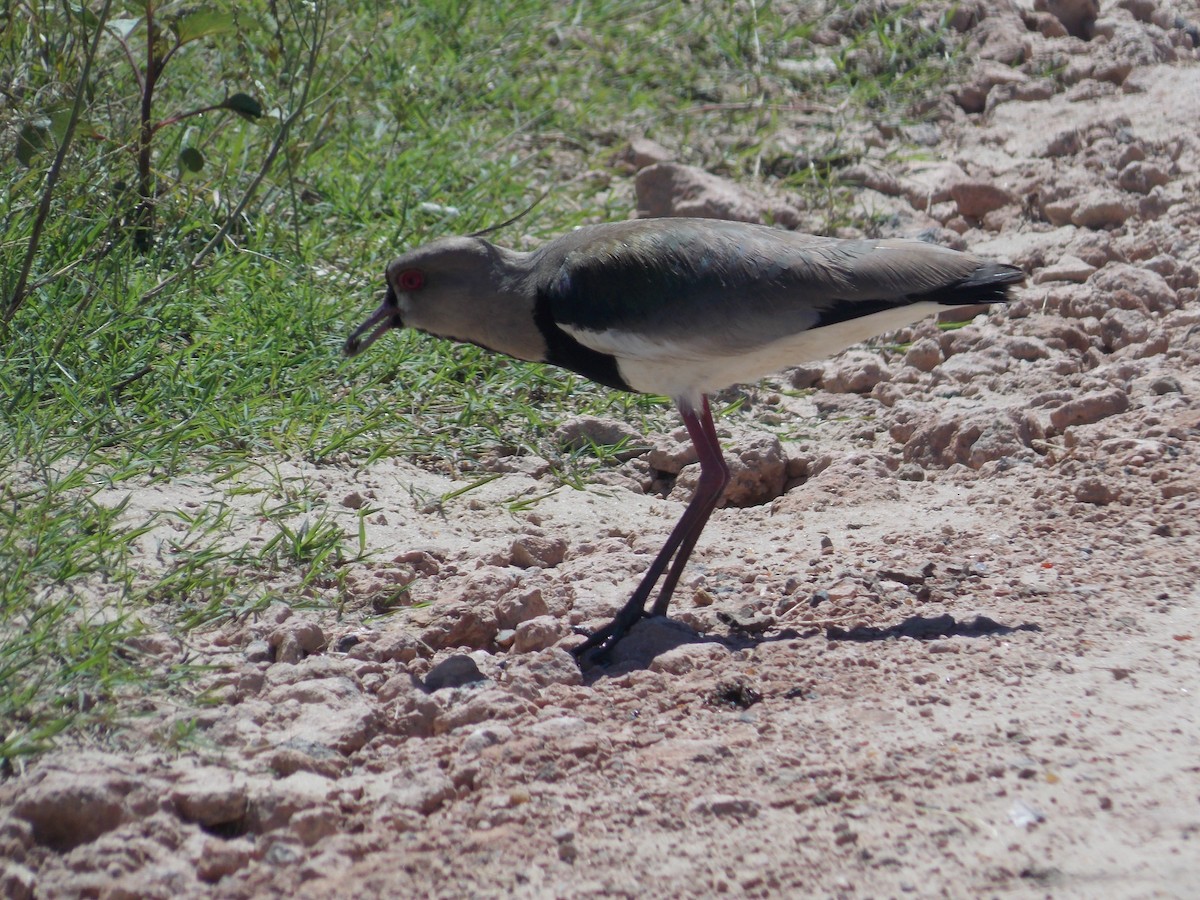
(345, 217), (1023, 660)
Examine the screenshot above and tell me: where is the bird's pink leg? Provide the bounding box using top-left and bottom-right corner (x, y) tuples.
(573, 396), (729, 659)
(649, 397), (729, 616)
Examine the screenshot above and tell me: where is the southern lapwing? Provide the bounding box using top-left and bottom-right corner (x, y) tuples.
(346, 217), (1023, 659)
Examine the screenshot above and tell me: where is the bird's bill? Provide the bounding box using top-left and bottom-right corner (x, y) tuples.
(344, 295), (398, 357)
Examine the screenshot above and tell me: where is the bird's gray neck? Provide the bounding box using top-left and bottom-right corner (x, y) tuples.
(447, 244), (548, 364)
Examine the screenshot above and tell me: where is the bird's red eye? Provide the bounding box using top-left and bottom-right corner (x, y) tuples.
(397, 268), (425, 292)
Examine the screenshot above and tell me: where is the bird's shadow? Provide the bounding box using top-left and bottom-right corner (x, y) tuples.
(579, 612), (1041, 681)
(823, 612), (1041, 643)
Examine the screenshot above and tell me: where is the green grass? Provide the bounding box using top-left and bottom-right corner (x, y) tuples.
(0, 0), (966, 764)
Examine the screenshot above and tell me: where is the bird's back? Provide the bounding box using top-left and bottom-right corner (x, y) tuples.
(532, 219), (1021, 377)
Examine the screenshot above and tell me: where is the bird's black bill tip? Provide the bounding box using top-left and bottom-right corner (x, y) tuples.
(343, 321), (385, 357)
(344, 298), (399, 358)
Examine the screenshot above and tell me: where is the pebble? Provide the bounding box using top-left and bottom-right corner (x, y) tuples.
(1049, 388), (1131, 431)
(512, 615), (568, 653)
(553, 415), (646, 460)
(423, 655), (487, 692)
(1033, 254), (1096, 284)
(1008, 799), (1047, 828)
(244, 640), (272, 663)
(950, 180), (1015, 218)
(510, 534), (568, 569)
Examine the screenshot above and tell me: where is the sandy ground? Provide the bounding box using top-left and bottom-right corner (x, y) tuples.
(3, 2), (1200, 898)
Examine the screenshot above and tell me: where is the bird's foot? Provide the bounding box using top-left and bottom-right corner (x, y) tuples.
(571, 606), (647, 665)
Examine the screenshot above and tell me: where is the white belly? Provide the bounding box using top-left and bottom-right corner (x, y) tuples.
(611, 302), (947, 402)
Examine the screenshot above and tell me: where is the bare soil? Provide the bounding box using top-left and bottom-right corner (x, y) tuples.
(4, 2), (1200, 898)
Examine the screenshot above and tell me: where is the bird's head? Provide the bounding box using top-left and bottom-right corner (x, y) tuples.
(344, 236), (517, 357)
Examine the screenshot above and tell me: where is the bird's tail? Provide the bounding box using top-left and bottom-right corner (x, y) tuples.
(925, 261), (1025, 307)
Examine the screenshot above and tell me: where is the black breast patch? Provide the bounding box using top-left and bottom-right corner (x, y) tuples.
(533, 289), (632, 392)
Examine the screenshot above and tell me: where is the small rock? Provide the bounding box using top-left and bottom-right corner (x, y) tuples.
(244, 639), (272, 663)
(290, 807), (339, 846)
(1002, 336), (1052, 361)
(1049, 389), (1130, 431)
(1147, 375), (1182, 395)
(950, 180), (1015, 218)
(1027, 10), (1068, 37)
(424, 654), (487, 691)
(494, 628), (516, 650)
(689, 794), (762, 818)
(648, 435), (699, 474)
(715, 606), (775, 634)
(1116, 0), (1155, 22)
(377, 675), (441, 737)
(266, 677), (380, 755)
(461, 724), (514, 755)
(1090, 264), (1177, 313)
(900, 160), (968, 209)
(839, 164), (903, 196)
(709, 677), (764, 709)
(635, 162), (797, 224)
(1117, 161), (1170, 194)
(171, 767), (248, 828)
(375, 630), (430, 663)
(1142, 255), (1177, 279)
(1100, 308), (1151, 351)
(341, 491), (366, 509)
(902, 408), (1043, 469)
(1074, 477), (1118, 505)
(269, 620), (326, 665)
(1071, 192), (1136, 229)
(416, 599), (499, 650)
(506, 647), (583, 688)
(494, 588), (550, 630)
(553, 415), (646, 459)
(512, 615), (568, 653)
(1009, 798), (1047, 828)
(11, 769), (129, 850)
(622, 136), (674, 170)
(1041, 197), (1079, 227)
(529, 717), (587, 742)
(952, 61), (1029, 113)
(377, 765), (455, 817)
(724, 433), (787, 507)
(0, 863), (35, 900)
(788, 363), (824, 389)
(1039, 129), (1082, 158)
(822, 350), (891, 394)
(903, 338), (943, 372)
(1033, 255), (1096, 284)
(194, 836), (254, 884)
(878, 566), (928, 586)
(511, 534), (568, 569)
